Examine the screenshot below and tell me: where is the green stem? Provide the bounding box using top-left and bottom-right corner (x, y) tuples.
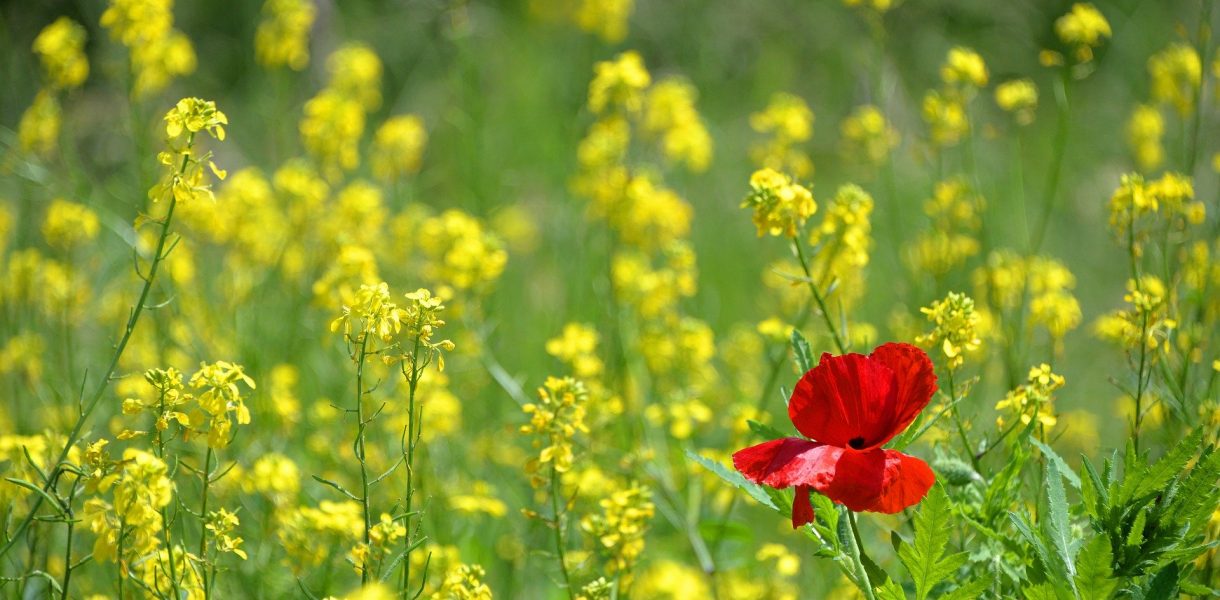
(198, 447), (214, 599)
(846, 511), (877, 600)
(401, 335), (423, 593)
(792, 237), (848, 354)
(946, 367), (979, 471)
(549, 461), (575, 600)
(0, 133), (195, 561)
(353, 334), (372, 585)
(1029, 68), (1071, 254)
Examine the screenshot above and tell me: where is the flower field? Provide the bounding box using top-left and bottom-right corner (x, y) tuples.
(1, 0), (1219, 598)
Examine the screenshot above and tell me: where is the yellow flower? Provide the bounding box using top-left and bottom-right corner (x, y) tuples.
(643, 78), (713, 172)
(1054, 3), (1111, 63)
(588, 51), (651, 115)
(32, 17), (89, 90)
(940, 46), (989, 90)
(1126, 105), (1164, 171)
(917, 292), (982, 369)
(751, 92), (814, 177)
(742, 168), (816, 237)
(255, 0), (316, 70)
(995, 78), (1038, 125)
(922, 90), (967, 147)
(1148, 43), (1202, 116)
(41, 199), (99, 251)
(371, 114), (428, 181)
(840, 104), (899, 165)
(17, 90), (60, 158)
(102, 0), (196, 96)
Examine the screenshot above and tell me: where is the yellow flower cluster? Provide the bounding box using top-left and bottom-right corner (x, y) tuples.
(32, 17), (89, 90)
(350, 513), (406, 577)
(189, 360), (257, 448)
(1126, 105), (1165, 171)
(101, 0), (196, 96)
(430, 563), (494, 599)
(372, 115), (429, 182)
(1095, 276), (1177, 351)
(995, 78), (1038, 125)
(840, 104), (899, 166)
(531, 0), (634, 43)
(206, 507), (248, 560)
(644, 79), (713, 172)
(1052, 3), (1111, 64)
(546, 323), (605, 379)
(416, 210), (509, 291)
(301, 44), (384, 180)
(807, 184), (874, 309)
(83, 448), (173, 564)
(1148, 43), (1202, 117)
(742, 168), (816, 238)
(918, 291), (983, 369)
(611, 243), (697, 319)
(17, 90), (61, 158)
(922, 46), (987, 148)
(588, 51), (651, 116)
(995, 364), (1065, 431)
(973, 251), (1082, 345)
(41, 199), (99, 252)
(580, 482), (655, 574)
(255, 0), (316, 70)
(277, 500), (364, 571)
(521, 376), (590, 486)
(149, 98), (229, 205)
(751, 92), (814, 177)
(1107, 172), (1203, 248)
(332, 282), (406, 347)
(908, 178), (982, 275)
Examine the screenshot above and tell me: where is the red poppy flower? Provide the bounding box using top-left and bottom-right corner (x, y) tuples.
(732, 342), (937, 528)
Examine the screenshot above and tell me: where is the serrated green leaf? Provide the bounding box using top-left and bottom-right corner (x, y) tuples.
(1074, 536), (1118, 600)
(1044, 459), (1077, 585)
(1023, 583), (1061, 600)
(897, 485), (966, 600)
(685, 450), (778, 511)
(1010, 511), (1060, 583)
(1081, 456), (1108, 521)
(791, 329), (814, 373)
(1141, 563), (1179, 600)
(1031, 438), (1081, 490)
(940, 577), (992, 600)
(1179, 581), (1220, 597)
(1166, 444), (1220, 538)
(1125, 508), (1147, 549)
(1120, 430), (1202, 505)
(874, 577), (906, 600)
(747, 419), (787, 440)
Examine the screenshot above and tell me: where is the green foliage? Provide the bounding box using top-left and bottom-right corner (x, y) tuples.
(897, 485), (967, 600)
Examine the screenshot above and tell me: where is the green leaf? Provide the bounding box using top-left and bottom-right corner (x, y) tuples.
(685, 450), (778, 511)
(1030, 438), (1081, 490)
(897, 485), (966, 600)
(1043, 459), (1078, 585)
(1074, 536), (1118, 600)
(940, 577), (992, 600)
(1141, 563), (1179, 600)
(1010, 511), (1060, 582)
(1023, 583), (1061, 600)
(1120, 430), (1202, 505)
(1125, 508), (1147, 550)
(874, 577), (906, 600)
(791, 328), (815, 373)
(747, 419), (787, 440)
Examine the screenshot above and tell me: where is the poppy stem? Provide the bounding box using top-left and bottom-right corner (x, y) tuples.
(845, 510), (877, 600)
(792, 237), (848, 354)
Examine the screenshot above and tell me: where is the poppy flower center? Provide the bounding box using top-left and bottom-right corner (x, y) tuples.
(848, 436), (866, 449)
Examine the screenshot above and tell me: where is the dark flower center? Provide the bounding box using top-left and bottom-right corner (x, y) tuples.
(848, 436), (866, 450)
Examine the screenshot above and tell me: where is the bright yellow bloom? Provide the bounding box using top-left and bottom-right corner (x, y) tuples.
(371, 114), (428, 181)
(751, 92), (814, 177)
(922, 90), (967, 147)
(41, 199), (99, 251)
(840, 104), (899, 165)
(581, 482), (654, 574)
(742, 168), (816, 237)
(940, 46), (989, 89)
(1126, 104), (1164, 171)
(643, 78), (713, 172)
(33, 17), (89, 90)
(918, 292), (982, 369)
(17, 90), (60, 158)
(574, 0), (634, 43)
(1148, 43), (1202, 116)
(101, 0), (196, 96)
(995, 364), (1065, 432)
(1054, 3), (1111, 63)
(255, 0), (315, 70)
(546, 323), (605, 379)
(588, 51), (651, 115)
(995, 78), (1038, 125)
(521, 376), (590, 483)
(327, 43), (383, 111)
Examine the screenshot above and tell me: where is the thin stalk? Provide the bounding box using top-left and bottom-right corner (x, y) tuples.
(353, 333), (373, 585)
(549, 461), (575, 600)
(792, 238), (848, 354)
(1029, 68), (1071, 254)
(846, 511), (876, 600)
(401, 335), (423, 593)
(946, 367), (979, 471)
(198, 447), (215, 599)
(0, 133), (195, 561)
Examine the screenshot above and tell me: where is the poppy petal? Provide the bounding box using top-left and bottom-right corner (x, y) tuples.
(864, 450), (935, 514)
(732, 438), (837, 488)
(814, 447), (886, 512)
(868, 343), (938, 447)
(792, 485), (814, 528)
(788, 352), (896, 448)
